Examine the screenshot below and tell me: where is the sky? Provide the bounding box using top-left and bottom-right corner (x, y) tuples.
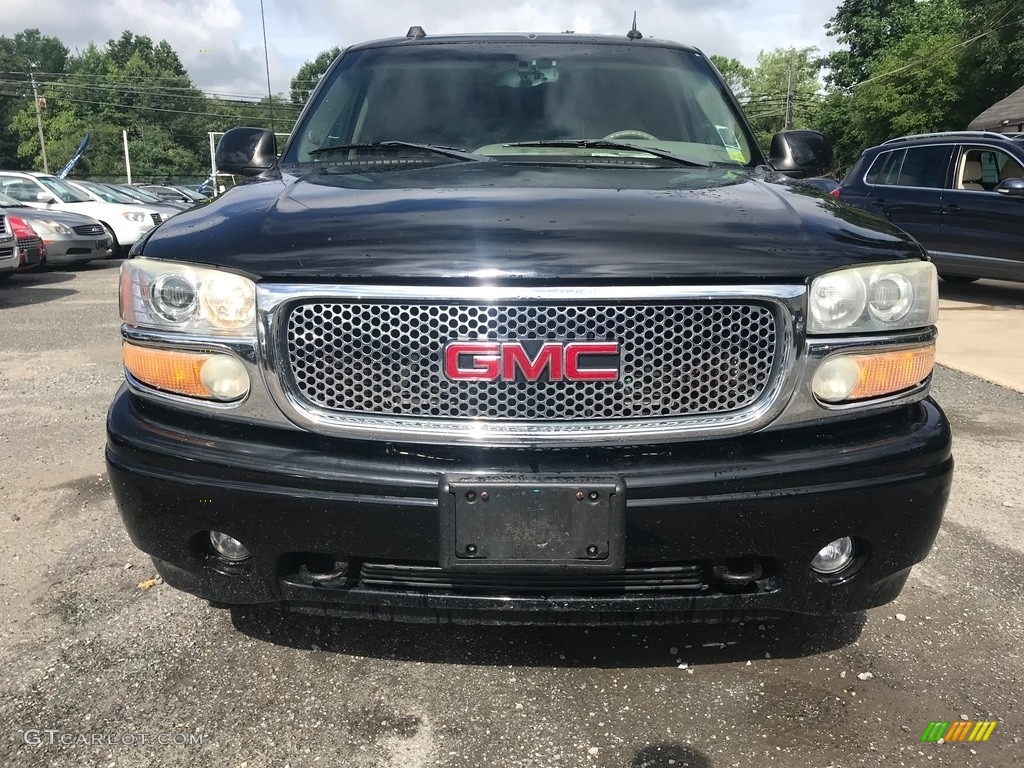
(0, 0), (842, 100)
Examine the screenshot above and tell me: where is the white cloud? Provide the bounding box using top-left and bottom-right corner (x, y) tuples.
(0, 0), (841, 96)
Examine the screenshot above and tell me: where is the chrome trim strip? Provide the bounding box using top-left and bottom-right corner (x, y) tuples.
(257, 284), (806, 447)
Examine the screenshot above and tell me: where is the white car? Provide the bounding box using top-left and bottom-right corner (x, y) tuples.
(0, 171), (168, 256)
(65, 180), (182, 222)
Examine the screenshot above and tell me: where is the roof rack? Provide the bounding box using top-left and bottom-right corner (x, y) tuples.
(882, 131), (1014, 145)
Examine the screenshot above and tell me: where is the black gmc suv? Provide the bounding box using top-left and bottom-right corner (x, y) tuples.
(106, 31), (953, 626)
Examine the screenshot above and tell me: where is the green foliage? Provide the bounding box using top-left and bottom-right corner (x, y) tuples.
(0, 29), (69, 169)
(958, 0), (1024, 114)
(823, 0), (918, 88)
(819, 0), (987, 171)
(1, 28), (305, 181)
(708, 55), (751, 98)
(743, 47), (822, 151)
(290, 47), (342, 105)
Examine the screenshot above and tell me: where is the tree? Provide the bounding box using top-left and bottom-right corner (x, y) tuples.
(817, 0), (968, 171)
(290, 47), (342, 105)
(708, 55), (751, 99)
(0, 29), (69, 168)
(823, 0), (918, 88)
(8, 31), (211, 178)
(743, 47), (822, 150)
(957, 0), (1024, 119)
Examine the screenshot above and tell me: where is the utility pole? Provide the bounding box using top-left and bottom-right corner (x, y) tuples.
(29, 66), (49, 173)
(784, 48), (795, 131)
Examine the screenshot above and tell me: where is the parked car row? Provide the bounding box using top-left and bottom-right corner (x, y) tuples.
(0, 172), (206, 281)
(833, 131), (1024, 284)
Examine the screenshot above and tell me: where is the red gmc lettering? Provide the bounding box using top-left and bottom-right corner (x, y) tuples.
(443, 341), (619, 382)
(501, 343), (564, 381)
(445, 342), (500, 380)
(565, 342), (620, 381)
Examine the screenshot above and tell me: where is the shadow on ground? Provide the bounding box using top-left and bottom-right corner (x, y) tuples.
(230, 606), (866, 668)
(632, 743), (712, 768)
(939, 277), (1024, 307)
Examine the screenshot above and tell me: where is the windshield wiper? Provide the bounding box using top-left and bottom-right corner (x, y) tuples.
(500, 140), (710, 167)
(308, 141), (489, 163)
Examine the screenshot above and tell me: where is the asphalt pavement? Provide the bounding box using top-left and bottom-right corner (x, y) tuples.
(0, 264), (1021, 768)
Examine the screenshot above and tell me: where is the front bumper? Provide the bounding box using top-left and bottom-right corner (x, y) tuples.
(41, 234), (111, 264)
(106, 388), (953, 625)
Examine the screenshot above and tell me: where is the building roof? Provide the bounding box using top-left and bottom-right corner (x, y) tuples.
(969, 84), (1024, 130)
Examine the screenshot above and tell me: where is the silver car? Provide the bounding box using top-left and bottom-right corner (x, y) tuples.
(0, 191), (111, 265)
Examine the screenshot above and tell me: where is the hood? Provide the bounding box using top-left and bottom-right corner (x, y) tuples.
(2, 207), (105, 228)
(141, 162), (923, 282)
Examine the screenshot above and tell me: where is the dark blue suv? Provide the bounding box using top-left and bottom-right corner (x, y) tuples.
(835, 131), (1024, 284)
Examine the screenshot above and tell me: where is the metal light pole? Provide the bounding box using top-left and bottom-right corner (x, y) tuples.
(29, 66), (49, 173)
(260, 0), (274, 132)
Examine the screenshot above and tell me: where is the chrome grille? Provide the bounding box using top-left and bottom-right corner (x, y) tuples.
(0, 215), (6, 235)
(285, 302), (778, 421)
(72, 223), (105, 236)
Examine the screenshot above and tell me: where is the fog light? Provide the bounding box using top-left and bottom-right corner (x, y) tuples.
(811, 356), (861, 403)
(199, 355), (250, 400)
(209, 531), (251, 562)
(810, 537), (855, 575)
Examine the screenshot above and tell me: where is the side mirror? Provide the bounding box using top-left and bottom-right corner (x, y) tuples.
(995, 178), (1024, 198)
(35, 191), (56, 204)
(768, 129), (835, 179)
(215, 127), (277, 177)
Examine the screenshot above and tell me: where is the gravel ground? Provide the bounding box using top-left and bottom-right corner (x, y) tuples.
(0, 263), (1021, 768)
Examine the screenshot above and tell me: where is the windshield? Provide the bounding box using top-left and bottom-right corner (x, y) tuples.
(76, 182), (135, 204)
(285, 42), (757, 167)
(117, 186), (163, 203)
(170, 186), (205, 201)
(37, 176), (92, 203)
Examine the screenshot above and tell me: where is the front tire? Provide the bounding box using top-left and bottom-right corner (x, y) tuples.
(100, 224), (121, 258)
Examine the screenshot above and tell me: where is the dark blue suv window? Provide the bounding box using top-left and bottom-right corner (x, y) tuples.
(866, 146), (950, 188)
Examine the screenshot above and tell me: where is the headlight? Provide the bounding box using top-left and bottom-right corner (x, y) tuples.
(122, 211), (149, 223)
(120, 258), (256, 336)
(808, 261), (937, 334)
(34, 219), (73, 235)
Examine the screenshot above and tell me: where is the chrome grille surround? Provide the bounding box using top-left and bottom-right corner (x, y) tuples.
(258, 285), (804, 447)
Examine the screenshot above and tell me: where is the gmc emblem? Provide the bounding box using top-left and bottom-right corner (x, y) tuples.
(443, 341), (620, 382)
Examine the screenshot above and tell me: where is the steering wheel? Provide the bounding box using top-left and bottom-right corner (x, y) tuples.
(602, 129), (659, 141)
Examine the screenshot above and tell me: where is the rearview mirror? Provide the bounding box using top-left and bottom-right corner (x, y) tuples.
(215, 127), (277, 177)
(768, 130), (835, 179)
(996, 178), (1024, 198)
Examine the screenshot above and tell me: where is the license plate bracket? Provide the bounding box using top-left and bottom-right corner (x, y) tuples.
(439, 475), (625, 572)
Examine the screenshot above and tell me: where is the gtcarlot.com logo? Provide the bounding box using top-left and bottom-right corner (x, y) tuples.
(920, 720), (997, 743)
(23, 730), (204, 747)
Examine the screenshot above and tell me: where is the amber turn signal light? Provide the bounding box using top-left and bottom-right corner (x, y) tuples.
(813, 344), (935, 404)
(122, 343), (250, 401)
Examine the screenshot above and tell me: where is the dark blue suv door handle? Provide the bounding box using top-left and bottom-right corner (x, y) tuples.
(872, 198), (886, 206)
